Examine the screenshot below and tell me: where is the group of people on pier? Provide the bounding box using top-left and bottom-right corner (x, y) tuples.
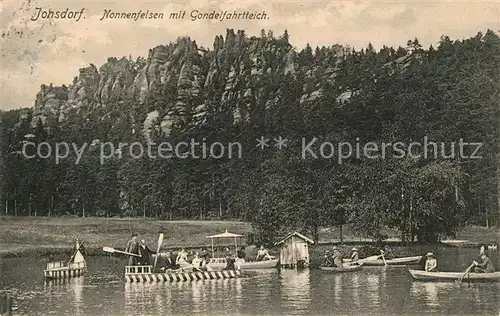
(125, 232), (156, 266)
(124, 232), (272, 272)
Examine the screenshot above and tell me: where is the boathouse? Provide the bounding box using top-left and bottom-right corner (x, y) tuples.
(275, 232), (314, 269)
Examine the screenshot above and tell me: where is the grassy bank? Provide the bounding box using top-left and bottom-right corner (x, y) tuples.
(453, 225), (499, 244)
(0, 216), (252, 258)
(0, 216), (497, 259)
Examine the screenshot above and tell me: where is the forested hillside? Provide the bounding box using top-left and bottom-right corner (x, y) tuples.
(1, 29), (498, 244)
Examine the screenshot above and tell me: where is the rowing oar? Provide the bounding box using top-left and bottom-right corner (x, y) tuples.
(360, 255), (381, 262)
(456, 263), (475, 284)
(102, 246), (141, 257)
(153, 233), (164, 271)
(380, 250), (388, 266)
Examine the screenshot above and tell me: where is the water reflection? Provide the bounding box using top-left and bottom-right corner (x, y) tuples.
(333, 274), (342, 304)
(124, 282), (169, 315)
(410, 282), (441, 308)
(2, 249), (499, 316)
(123, 276), (243, 316)
(365, 271), (380, 307)
(71, 278), (84, 316)
(351, 273), (360, 308)
(192, 280), (203, 314)
(279, 269), (311, 313)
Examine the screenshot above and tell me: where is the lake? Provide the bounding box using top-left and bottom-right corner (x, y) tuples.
(0, 247), (499, 315)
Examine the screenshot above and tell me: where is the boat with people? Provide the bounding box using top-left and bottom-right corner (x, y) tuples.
(104, 233), (243, 283)
(44, 240), (87, 279)
(320, 262), (364, 273)
(124, 265), (241, 282)
(205, 231), (279, 271)
(345, 255), (422, 266)
(208, 257), (279, 270)
(409, 269), (500, 282)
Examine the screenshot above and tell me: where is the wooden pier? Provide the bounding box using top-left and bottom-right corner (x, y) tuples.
(43, 261), (87, 279)
(124, 265), (241, 283)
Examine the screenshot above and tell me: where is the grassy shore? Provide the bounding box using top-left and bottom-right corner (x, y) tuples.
(0, 216), (497, 259)
(0, 216), (252, 258)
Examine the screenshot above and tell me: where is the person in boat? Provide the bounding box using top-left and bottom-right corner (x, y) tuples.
(72, 239), (86, 257)
(323, 250), (334, 267)
(176, 248), (188, 264)
(198, 253), (209, 271)
(472, 253), (495, 273)
(237, 246), (246, 261)
(350, 248), (359, 262)
(424, 252), (438, 272)
(223, 252), (236, 270)
(138, 239), (155, 266)
(479, 244), (488, 256)
(256, 246), (271, 261)
(70, 239), (86, 264)
(380, 245), (394, 260)
(201, 248), (210, 261)
(160, 252), (175, 271)
(332, 246), (343, 268)
(191, 252), (205, 271)
(125, 232), (140, 266)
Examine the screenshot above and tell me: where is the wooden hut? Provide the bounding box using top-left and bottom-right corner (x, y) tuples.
(275, 232), (314, 269)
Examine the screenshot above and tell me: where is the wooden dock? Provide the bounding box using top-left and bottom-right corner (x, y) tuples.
(44, 261), (87, 279)
(124, 265), (241, 283)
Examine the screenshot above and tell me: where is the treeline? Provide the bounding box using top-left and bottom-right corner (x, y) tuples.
(0, 29), (499, 244)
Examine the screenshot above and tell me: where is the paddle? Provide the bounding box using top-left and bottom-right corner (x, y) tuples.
(456, 263), (475, 284)
(152, 233), (164, 271)
(380, 250), (388, 266)
(361, 255), (381, 261)
(102, 246), (141, 257)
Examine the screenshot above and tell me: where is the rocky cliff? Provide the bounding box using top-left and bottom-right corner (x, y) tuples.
(29, 29), (353, 142)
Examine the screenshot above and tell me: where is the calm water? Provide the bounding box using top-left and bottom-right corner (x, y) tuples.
(0, 247), (499, 316)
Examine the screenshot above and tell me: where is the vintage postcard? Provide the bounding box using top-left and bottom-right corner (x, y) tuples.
(0, 0), (499, 315)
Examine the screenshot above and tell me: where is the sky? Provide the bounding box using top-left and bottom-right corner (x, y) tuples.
(1, 0), (499, 110)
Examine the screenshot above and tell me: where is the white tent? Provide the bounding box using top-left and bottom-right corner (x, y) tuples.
(206, 230), (244, 258)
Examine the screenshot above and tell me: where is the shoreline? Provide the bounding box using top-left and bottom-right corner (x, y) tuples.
(0, 216), (497, 259)
(0, 240), (463, 260)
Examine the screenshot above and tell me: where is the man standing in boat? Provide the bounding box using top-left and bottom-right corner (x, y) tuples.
(125, 232), (140, 266)
(138, 239), (155, 266)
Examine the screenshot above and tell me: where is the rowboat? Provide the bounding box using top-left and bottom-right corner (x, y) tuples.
(44, 241), (87, 279)
(320, 262), (364, 272)
(124, 265), (241, 282)
(345, 255), (422, 266)
(208, 257), (279, 271)
(409, 269), (500, 282)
